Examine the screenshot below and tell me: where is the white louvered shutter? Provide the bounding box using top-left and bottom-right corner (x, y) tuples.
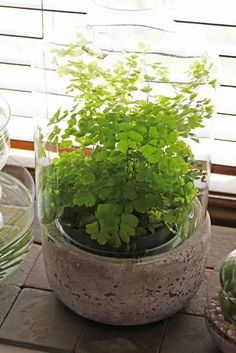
(0, 0), (235, 192)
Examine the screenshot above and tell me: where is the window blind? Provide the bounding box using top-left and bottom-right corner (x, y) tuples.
(0, 0), (235, 193)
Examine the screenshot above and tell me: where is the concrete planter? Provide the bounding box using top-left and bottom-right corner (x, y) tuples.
(42, 213), (211, 326)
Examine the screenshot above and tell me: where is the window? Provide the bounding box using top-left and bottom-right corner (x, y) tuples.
(0, 0), (235, 199)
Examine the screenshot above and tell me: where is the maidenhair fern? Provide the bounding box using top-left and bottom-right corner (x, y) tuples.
(40, 35), (216, 248)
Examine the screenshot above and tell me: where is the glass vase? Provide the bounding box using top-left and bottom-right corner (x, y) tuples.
(0, 160), (35, 281)
(34, 0), (216, 256)
(0, 97), (35, 281)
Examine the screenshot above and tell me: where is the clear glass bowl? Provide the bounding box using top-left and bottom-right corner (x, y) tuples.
(205, 255), (236, 353)
(0, 159), (35, 281)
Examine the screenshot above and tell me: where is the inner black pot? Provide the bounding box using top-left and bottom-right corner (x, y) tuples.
(55, 207), (179, 258)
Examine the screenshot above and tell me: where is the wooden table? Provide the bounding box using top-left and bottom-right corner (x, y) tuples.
(0, 207), (235, 353)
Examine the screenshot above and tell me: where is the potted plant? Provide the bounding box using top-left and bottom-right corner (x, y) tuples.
(36, 35), (216, 325)
(206, 250), (236, 353)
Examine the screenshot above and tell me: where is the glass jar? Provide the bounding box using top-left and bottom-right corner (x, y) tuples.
(34, 0), (216, 257)
(205, 250), (236, 353)
(0, 159), (35, 281)
(0, 98), (35, 281)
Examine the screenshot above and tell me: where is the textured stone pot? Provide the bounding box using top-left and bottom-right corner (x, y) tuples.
(41, 213), (211, 326)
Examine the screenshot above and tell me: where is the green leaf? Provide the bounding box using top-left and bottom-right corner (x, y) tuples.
(119, 213), (138, 243)
(38, 146), (46, 158)
(79, 171), (96, 186)
(86, 221), (99, 237)
(117, 139), (129, 153)
(147, 149), (162, 163)
(122, 181), (137, 200)
(134, 193), (156, 213)
(48, 108), (61, 125)
(60, 140), (72, 148)
(149, 127), (159, 139)
(140, 144), (157, 159)
(73, 192), (96, 207)
(97, 230), (110, 245)
(141, 86), (152, 93)
(128, 131), (143, 143)
(96, 203), (122, 220)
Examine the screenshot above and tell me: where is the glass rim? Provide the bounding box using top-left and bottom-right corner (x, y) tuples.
(4, 157), (35, 202)
(0, 96), (11, 133)
(92, 0), (163, 11)
(0, 158), (35, 249)
(48, 198), (205, 260)
(54, 218), (180, 258)
(42, 208), (209, 264)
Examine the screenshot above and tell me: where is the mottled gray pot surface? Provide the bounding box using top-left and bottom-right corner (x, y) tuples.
(42, 213), (211, 326)
(205, 313), (236, 353)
